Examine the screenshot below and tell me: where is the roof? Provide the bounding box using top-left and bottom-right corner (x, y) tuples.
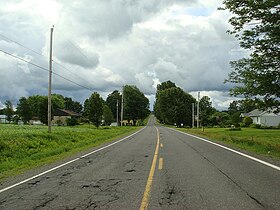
(242, 108), (280, 117)
(53, 109), (82, 117)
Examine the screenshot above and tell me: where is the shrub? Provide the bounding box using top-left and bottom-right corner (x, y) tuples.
(250, 123), (261, 129)
(243, 117), (253, 127)
(66, 117), (78, 126)
(227, 127), (242, 131)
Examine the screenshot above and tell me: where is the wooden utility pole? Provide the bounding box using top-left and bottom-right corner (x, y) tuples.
(197, 91), (200, 128)
(116, 99), (119, 126)
(48, 26), (54, 133)
(121, 87), (124, 126)
(192, 103), (195, 128)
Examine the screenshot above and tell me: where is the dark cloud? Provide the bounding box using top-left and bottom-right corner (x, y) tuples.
(0, 0), (243, 110)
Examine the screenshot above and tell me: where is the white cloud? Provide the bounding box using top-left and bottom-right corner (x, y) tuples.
(0, 0), (243, 110)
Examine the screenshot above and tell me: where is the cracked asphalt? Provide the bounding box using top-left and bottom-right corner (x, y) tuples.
(0, 116), (280, 209)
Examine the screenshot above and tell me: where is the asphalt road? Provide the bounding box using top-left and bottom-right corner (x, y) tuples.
(0, 116), (279, 209)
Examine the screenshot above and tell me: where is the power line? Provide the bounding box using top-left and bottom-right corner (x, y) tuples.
(0, 33), (96, 89)
(0, 33), (43, 57)
(0, 49), (94, 92)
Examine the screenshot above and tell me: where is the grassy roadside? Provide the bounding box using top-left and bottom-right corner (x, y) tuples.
(0, 124), (140, 180)
(176, 127), (280, 159)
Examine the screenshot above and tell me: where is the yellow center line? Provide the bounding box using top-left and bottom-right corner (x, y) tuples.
(158, 158), (163, 170)
(139, 127), (160, 210)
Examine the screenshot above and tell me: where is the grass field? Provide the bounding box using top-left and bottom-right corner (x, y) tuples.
(177, 127), (280, 159)
(0, 124), (140, 180)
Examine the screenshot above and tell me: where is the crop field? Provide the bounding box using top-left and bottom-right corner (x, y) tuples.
(178, 127), (280, 159)
(0, 124), (140, 180)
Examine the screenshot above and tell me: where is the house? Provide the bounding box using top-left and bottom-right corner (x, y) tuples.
(0, 115), (7, 123)
(29, 117), (43, 125)
(241, 109), (280, 127)
(52, 109), (82, 125)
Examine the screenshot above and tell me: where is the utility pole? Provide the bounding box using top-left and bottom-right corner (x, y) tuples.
(197, 91), (200, 128)
(192, 103), (194, 128)
(121, 87), (124, 126)
(116, 99), (119, 126)
(48, 26), (54, 133)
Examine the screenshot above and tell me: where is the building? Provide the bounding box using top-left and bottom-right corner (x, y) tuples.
(52, 109), (82, 125)
(0, 115), (7, 123)
(241, 109), (280, 127)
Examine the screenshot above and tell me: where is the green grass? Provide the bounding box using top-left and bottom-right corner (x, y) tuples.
(0, 124), (140, 180)
(177, 127), (280, 159)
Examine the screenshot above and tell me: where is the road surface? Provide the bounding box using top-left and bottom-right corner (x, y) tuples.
(0, 116), (279, 209)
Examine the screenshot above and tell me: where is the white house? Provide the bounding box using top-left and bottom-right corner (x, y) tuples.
(0, 115), (7, 123)
(241, 109), (280, 127)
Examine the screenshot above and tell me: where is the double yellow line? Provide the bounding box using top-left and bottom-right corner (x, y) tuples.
(139, 127), (161, 210)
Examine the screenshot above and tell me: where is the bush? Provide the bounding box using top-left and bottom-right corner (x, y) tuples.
(250, 123), (261, 129)
(66, 117), (78, 126)
(226, 127), (242, 131)
(243, 117), (253, 127)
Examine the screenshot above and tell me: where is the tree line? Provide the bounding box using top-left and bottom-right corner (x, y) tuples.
(154, 80), (266, 128)
(1, 85), (150, 127)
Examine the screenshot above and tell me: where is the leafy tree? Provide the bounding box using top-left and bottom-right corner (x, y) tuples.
(155, 84), (195, 127)
(209, 112), (231, 127)
(222, 0), (280, 109)
(25, 95), (65, 124)
(154, 81), (178, 123)
(243, 116), (253, 127)
(64, 97), (82, 113)
(106, 90), (121, 121)
(85, 92), (104, 128)
(123, 85), (150, 125)
(17, 97), (32, 124)
(4, 100), (14, 122)
(228, 101), (239, 116)
(103, 105), (114, 126)
(199, 96), (216, 126)
(156, 80), (176, 91)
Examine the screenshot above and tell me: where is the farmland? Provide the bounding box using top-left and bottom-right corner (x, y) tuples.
(0, 124), (140, 180)
(178, 127), (280, 159)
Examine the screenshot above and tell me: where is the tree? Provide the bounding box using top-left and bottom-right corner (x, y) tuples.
(106, 90), (121, 121)
(154, 81), (177, 123)
(103, 105), (114, 126)
(85, 92), (103, 128)
(199, 96), (216, 126)
(156, 80), (176, 91)
(243, 116), (253, 127)
(4, 100), (13, 122)
(222, 0), (280, 109)
(123, 85), (150, 125)
(209, 112), (231, 127)
(155, 83), (195, 127)
(17, 97), (32, 124)
(64, 97), (82, 113)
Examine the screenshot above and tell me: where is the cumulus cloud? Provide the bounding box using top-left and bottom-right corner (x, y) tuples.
(0, 0), (244, 110)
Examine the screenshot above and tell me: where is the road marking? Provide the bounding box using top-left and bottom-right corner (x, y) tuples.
(158, 158), (163, 170)
(160, 143), (163, 148)
(171, 128), (280, 171)
(140, 127), (160, 210)
(0, 127), (146, 194)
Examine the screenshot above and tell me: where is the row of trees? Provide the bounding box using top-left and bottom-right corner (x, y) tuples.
(154, 81), (266, 128)
(154, 80), (223, 127)
(1, 85), (150, 127)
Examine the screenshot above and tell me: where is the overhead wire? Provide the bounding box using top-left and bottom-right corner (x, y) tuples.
(0, 32), (96, 91)
(0, 49), (94, 92)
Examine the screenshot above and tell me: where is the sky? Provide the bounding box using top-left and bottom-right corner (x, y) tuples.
(0, 0), (245, 110)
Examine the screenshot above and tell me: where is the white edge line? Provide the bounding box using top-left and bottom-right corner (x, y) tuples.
(169, 128), (280, 171)
(0, 127), (146, 194)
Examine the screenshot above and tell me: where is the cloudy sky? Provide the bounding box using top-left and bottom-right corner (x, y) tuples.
(0, 0), (245, 110)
